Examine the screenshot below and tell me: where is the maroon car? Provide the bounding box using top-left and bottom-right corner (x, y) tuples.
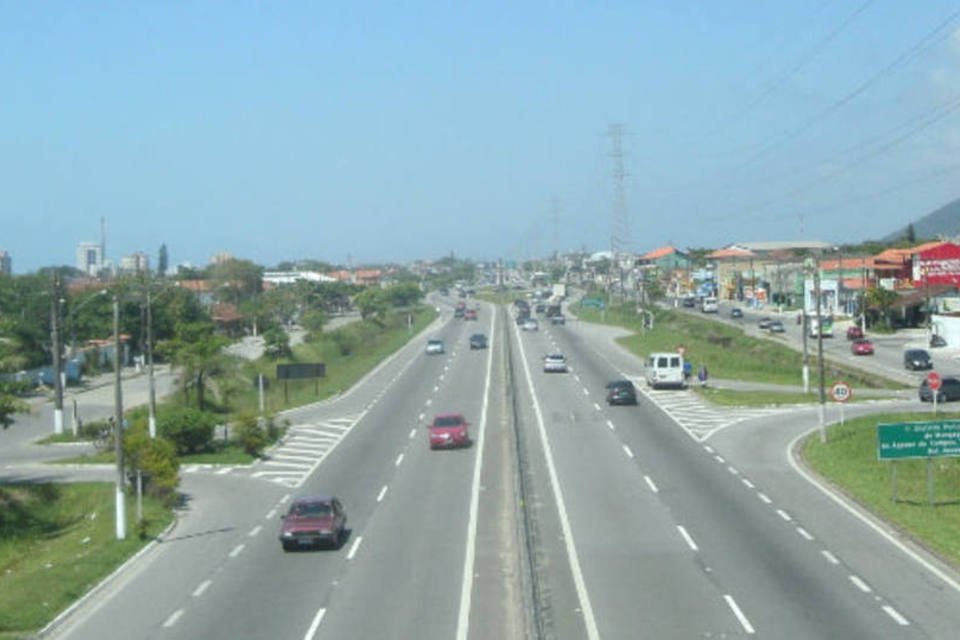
(428, 413), (471, 449)
(846, 325), (864, 340)
(851, 338), (874, 356)
(279, 496), (347, 551)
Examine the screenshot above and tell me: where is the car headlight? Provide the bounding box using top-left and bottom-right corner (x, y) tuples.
(282, 531), (293, 538)
(319, 529), (332, 535)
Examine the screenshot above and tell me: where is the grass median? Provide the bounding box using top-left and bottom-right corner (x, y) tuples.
(0, 483), (173, 639)
(802, 411), (960, 567)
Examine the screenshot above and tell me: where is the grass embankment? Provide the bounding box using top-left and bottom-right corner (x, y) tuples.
(0, 483), (172, 638)
(802, 412), (960, 567)
(575, 302), (903, 405)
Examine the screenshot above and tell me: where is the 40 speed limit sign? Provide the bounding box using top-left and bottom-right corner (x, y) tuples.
(830, 381), (852, 403)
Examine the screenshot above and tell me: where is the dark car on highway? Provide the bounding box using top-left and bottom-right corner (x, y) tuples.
(469, 333), (487, 349)
(606, 379), (638, 405)
(768, 320), (785, 333)
(904, 349), (932, 370)
(757, 317), (773, 329)
(730, 308), (743, 319)
(919, 376), (960, 403)
(279, 496), (347, 551)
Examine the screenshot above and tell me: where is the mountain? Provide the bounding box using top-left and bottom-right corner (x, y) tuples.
(885, 196), (960, 242)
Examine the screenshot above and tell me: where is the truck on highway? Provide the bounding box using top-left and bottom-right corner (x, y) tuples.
(552, 283), (567, 300)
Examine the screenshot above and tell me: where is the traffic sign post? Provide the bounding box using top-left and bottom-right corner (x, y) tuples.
(877, 419), (960, 506)
(830, 381), (852, 425)
(928, 372), (942, 414)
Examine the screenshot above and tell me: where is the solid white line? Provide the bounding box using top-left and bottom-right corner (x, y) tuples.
(395, 453), (404, 467)
(882, 605), (910, 626)
(511, 317), (600, 639)
(162, 609), (184, 628)
(822, 549), (840, 565)
(723, 595), (755, 634)
(266, 508), (277, 520)
(758, 492), (772, 504)
(229, 544), (244, 558)
(456, 308), (496, 640)
(776, 509), (792, 522)
(347, 536), (362, 560)
(377, 485), (388, 502)
(248, 525), (263, 537)
(606, 419), (615, 431)
(409, 428), (416, 439)
(644, 475), (659, 493)
(741, 478), (755, 489)
(622, 444), (634, 459)
(677, 525), (699, 551)
(192, 580), (212, 597)
(849, 574), (872, 593)
(303, 607), (327, 640)
(796, 526), (814, 541)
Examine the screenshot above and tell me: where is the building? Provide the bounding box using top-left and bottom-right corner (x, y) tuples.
(119, 252), (150, 273)
(76, 241), (104, 276)
(0, 250), (11, 275)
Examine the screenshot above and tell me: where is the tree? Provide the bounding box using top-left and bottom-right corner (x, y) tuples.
(207, 258), (263, 308)
(158, 243), (169, 277)
(157, 320), (229, 410)
(262, 326), (291, 359)
(904, 224), (916, 244)
(354, 288), (388, 322)
(864, 286), (900, 329)
(383, 282), (423, 308)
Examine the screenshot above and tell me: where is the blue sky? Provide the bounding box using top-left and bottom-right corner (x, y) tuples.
(4, 1), (960, 272)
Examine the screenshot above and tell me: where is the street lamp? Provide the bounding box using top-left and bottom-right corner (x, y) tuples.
(113, 295), (127, 540)
(814, 258), (827, 444)
(50, 291), (65, 435)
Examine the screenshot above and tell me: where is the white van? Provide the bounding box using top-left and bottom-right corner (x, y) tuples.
(701, 297), (718, 313)
(646, 352), (686, 389)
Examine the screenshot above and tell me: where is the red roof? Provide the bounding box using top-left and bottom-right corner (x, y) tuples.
(641, 246), (679, 260)
(708, 246), (756, 259)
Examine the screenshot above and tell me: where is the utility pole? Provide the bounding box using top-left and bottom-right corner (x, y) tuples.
(608, 123), (630, 301)
(146, 291), (157, 439)
(50, 277), (65, 435)
(815, 258), (827, 444)
(113, 296), (127, 540)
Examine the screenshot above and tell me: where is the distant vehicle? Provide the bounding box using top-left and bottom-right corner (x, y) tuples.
(730, 308), (743, 319)
(681, 297), (696, 308)
(850, 338), (874, 356)
(428, 413), (471, 449)
(546, 304), (562, 317)
(552, 283), (567, 300)
(846, 325), (864, 340)
(768, 320), (785, 333)
(645, 352), (686, 389)
(808, 316), (834, 338)
(919, 376), (960, 402)
(551, 314), (566, 325)
(454, 301), (466, 318)
(700, 297), (718, 313)
(543, 353), (568, 373)
(903, 349), (932, 371)
(425, 338), (444, 355)
(522, 318), (539, 331)
(464, 308), (478, 321)
(279, 496), (347, 551)
(469, 333), (488, 350)
(535, 303), (546, 314)
(757, 317), (773, 329)
(930, 334), (947, 348)
(606, 379), (638, 405)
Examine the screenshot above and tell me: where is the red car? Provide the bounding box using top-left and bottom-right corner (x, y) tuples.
(464, 308), (478, 320)
(428, 413), (471, 449)
(846, 325), (864, 340)
(279, 496), (347, 551)
(850, 338), (874, 356)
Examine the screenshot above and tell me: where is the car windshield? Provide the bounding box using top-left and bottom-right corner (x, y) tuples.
(292, 502), (332, 517)
(432, 416), (464, 427)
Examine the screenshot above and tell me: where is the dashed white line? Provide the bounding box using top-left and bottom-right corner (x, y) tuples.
(409, 428), (417, 439)
(303, 607), (327, 640)
(192, 580), (212, 597)
(644, 475), (659, 493)
(741, 478), (755, 489)
(418, 413), (425, 421)
(434, 385), (439, 392)
(714, 455), (726, 464)
(347, 536), (362, 560)
(266, 508), (277, 520)
(728, 466), (740, 476)
(593, 402), (601, 411)
(849, 574), (872, 593)
(758, 492), (772, 504)
(704, 445), (715, 454)
(248, 525), (262, 537)
(796, 527), (814, 541)
(622, 444), (634, 459)
(280, 494), (291, 504)
(822, 550), (840, 565)
(582, 387), (589, 396)
(377, 485), (388, 502)
(425, 398), (433, 407)
(776, 509), (792, 522)
(606, 420), (616, 431)
(723, 595), (755, 634)
(882, 605), (910, 626)
(395, 453), (405, 467)
(677, 525), (699, 551)
(229, 544), (245, 558)
(162, 609), (184, 628)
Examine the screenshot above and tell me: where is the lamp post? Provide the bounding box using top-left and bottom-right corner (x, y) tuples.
(146, 290), (157, 439)
(50, 291), (64, 435)
(113, 295), (127, 540)
(802, 258), (813, 394)
(814, 257), (827, 444)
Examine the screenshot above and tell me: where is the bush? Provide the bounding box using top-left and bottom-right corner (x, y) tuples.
(124, 420), (180, 507)
(157, 406), (217, 455)
(233, 413), (268, 457)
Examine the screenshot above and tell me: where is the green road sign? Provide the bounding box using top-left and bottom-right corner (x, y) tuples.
(877, 420), (960, 460)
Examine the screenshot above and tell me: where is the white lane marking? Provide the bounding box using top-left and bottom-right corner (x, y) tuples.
(192, 580), (212, 597)
(741, 478), (755, 489)
(582, 387), (589, 396)
(347, 536), (362, 560)
(606, 419), (615, 431)
(796, 527), (814, 541)
(266, 508), (277, 520)
(574, 374), (581, 382)
(728, 466), (740, 476)
(512, 318), (600, 640)
(162, 609), (184, 628)
(704, 445), (715, 454)
(303, 607), (327, 640)
(622, 444), (634, 459)
(677, 525), (699, 551)
(714, 455), (726, 464)
(434, 385), (439, 392)
(280, 494), (291, 504)
(788, 428), (960, 595)
(409, 428), (417, 439)
(593, 402), (601, 411)
(395, 453), (404, 467)
(822, 550), (840, 565)
(216, 467), (232, 475)
(849, 574), (872, 593)
(425, 398), (433, 407)
(248, 525), (262, 537)
(724, 595), (755, 634)
(882, 605), (910, 626)
(377, 485), (388, 502)
(456, 309), (496, 640)
(229, 544), (245, 558)
(758, 492), (772, 504)
(419, 413), (425, 421)
(644, 475), (659, 493)
(776, 509), (792, 522)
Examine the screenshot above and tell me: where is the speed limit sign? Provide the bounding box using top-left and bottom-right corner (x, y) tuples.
(830, 381), (852, 403)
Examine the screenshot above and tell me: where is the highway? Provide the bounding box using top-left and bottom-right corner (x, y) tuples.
(45, 298), (960, 639)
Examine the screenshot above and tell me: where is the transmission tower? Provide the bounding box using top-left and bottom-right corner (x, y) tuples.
(608, 124), (631, 256)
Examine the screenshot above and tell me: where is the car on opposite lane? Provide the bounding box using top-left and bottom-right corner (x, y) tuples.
(543, 353), (568, 373)
(469, 333), (488, 349)
(919, 376), (960, 402)
(757, 317), (773, 329)
(846, 325), (864, 340)
(425, 338), (445, 355)
(464, 308), (478, 320)
(279, 496), (347, 551)
(428, 413), (471, 449)
(850, 338), (874, 356)
(904, 348), (933, 370)
(606, 379), (638, 405)
(522, 318), (539, 331)
(730, 308), (743, 319)
(768, 320), (785, 333)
